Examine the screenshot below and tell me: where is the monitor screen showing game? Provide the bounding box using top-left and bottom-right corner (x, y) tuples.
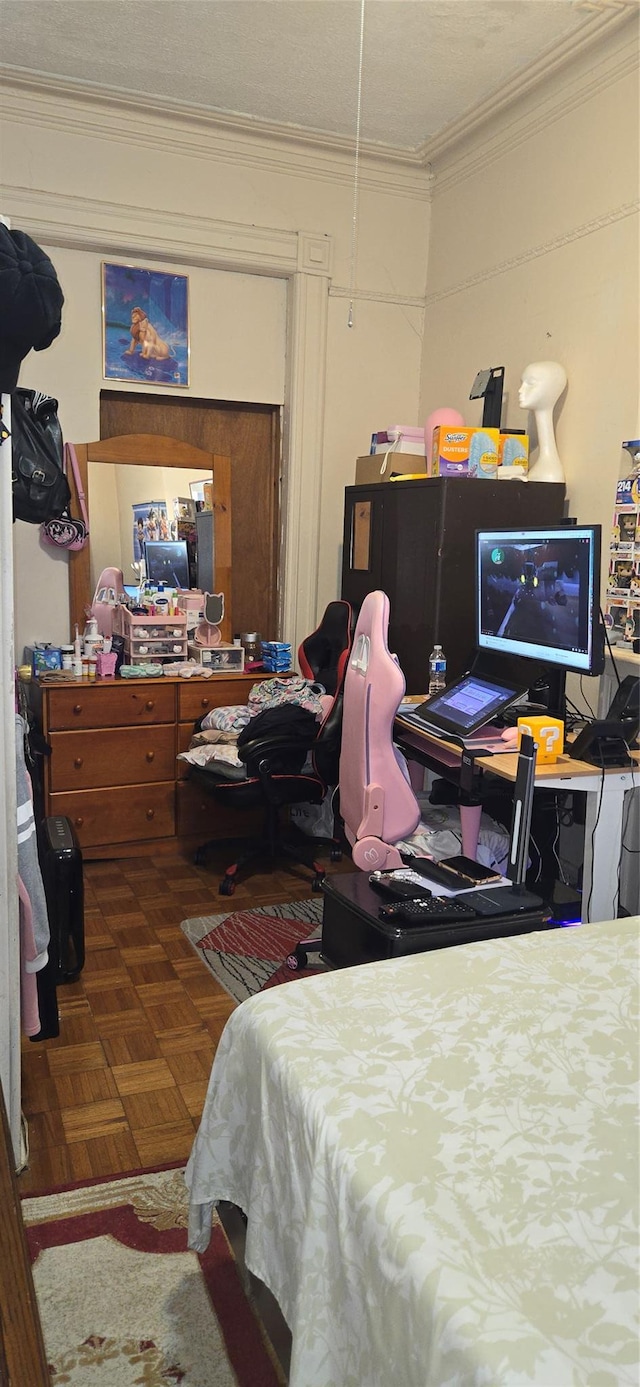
(144, 540), (190, 590)
(476, 525), (603, 675)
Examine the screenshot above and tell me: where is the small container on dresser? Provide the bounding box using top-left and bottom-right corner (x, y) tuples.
(113, 607), (188, 666)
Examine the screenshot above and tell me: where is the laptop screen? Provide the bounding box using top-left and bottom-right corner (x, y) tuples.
(409, 672), (523, 739)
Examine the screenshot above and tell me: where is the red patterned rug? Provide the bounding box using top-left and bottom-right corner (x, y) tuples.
(22, 1165), (284, 1385)
(180, 899), (325, 1002)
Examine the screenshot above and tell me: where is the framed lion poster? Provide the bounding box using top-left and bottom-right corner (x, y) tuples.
(102, 262), (190, 387)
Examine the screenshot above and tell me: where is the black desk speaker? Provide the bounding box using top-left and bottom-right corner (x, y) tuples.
(568, 720), (634, 769)
(605, 674), (639, 739)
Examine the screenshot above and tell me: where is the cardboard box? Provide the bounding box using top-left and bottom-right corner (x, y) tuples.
(355, 453), (429, 485)
(26, 644), (62, 676)
(431, 426), (500, 478)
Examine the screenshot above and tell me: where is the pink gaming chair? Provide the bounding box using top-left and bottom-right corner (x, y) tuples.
(339, 590), (421, 871)
(285, 590), (480, 970)
(338, 588), (484, 873)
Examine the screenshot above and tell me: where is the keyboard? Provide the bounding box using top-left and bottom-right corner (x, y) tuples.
(379, 897), (479, 925)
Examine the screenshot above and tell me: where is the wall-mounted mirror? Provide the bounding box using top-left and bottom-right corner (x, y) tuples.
(88, 461), (212, 592)
(68, 433), (232, 641)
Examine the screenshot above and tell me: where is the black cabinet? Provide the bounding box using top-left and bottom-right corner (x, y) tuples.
(341, 477), (566, 692)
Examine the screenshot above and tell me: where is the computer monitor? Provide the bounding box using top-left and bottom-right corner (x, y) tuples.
(476, 525), (603, 676)
(144, 540), (190, 590)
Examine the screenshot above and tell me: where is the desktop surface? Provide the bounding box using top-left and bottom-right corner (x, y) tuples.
(395, 709), (640, 779)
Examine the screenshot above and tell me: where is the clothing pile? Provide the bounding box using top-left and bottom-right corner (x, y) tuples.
(178, 676), (330, 773)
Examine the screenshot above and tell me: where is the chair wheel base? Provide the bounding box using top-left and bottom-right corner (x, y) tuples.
(312, 872), (325, 891)
(219, 876), (236, 896)
(286, 947), (307, 971)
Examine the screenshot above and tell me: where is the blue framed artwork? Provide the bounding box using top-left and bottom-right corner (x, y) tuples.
(102, 262), (190, 387)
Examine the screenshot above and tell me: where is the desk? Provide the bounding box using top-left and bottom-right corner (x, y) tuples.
(395, 714), (640, 923)
(186, 919), (639, 1387)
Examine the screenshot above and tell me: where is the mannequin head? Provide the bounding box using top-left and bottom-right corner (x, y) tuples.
(518, 361), (567, 413)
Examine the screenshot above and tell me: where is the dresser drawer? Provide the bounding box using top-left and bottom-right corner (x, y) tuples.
(49, 783), (175, 849)
(49, 725), (176, 791)
(178, 674), (261, 723)
(46, 682), (176, 731)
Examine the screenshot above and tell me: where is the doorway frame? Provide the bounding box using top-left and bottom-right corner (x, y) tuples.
(9, 201), (331, 658)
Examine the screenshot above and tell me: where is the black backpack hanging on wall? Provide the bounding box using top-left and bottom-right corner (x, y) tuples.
(11, 388), (70, 524)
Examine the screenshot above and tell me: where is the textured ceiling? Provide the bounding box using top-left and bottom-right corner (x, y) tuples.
(1, 0), (633, 151)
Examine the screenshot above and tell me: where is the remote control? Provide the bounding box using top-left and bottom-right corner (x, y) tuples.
(380, 897), (479, 923)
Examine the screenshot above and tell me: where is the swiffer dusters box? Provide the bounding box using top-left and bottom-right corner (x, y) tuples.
(498, 432), (530, 470)
(431, 426), (500, 478)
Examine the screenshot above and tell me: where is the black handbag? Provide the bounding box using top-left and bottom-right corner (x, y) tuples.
(11, 388), (71, 524)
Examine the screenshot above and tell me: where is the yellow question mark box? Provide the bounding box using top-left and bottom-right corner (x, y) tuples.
(517, 715), (564, 763)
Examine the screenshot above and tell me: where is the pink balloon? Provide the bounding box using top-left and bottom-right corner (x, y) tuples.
(425, 408), (465, 452)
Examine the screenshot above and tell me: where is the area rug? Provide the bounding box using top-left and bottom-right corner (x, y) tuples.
(180, 899), (325, 1003)
(22, 1165), (284, 1386)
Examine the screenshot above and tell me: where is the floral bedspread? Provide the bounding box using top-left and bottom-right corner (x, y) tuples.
(186, 918), (639, 1387)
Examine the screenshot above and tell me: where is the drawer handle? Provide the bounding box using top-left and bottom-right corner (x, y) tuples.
(74, 816), (84, 828)
(201, 697), (210, 708)
(74, 756), (84, 769)
(145, 700), (155, 711)
(146, 808), (155, 821)
(145, 750), (155, 762)
(73, 704), (83, 715)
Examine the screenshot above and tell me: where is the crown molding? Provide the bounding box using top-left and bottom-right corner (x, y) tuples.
(0, 68), (429, 203)
(425, 199), (639, 308)
(429, 19), (639, 196)
(418, 5), (637, 170)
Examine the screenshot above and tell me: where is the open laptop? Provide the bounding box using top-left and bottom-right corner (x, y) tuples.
(400, 670), (526, 743)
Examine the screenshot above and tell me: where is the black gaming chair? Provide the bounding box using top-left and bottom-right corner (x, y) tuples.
(191, 600), (352, 895)
(298, 600), (353, 695)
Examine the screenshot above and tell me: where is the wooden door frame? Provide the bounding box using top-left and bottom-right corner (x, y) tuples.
(99, 391), (281, 644)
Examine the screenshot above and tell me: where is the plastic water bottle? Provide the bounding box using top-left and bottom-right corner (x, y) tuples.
(428, 643), (446, 695)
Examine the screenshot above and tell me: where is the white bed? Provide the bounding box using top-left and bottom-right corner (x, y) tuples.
(186, 918), (639, 1387)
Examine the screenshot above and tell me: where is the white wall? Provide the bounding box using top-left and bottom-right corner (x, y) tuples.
(12, 248), (288, 653)
(2, 81), (430, 654)
(419, 16), (640, 594)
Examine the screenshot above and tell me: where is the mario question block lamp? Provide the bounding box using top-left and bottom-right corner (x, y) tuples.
(517, 716), (564, 764)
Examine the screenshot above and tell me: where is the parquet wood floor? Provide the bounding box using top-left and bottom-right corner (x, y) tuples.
(19, 843), (339, 1196)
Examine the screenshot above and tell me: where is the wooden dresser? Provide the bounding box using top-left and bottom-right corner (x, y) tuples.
(32, 672), (264, 858)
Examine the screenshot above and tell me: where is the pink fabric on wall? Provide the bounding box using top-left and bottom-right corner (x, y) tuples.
(18, 874), (41, 1037)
